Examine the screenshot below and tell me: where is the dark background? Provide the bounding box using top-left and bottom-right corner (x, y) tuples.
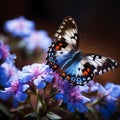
(0, 0), (120, 84)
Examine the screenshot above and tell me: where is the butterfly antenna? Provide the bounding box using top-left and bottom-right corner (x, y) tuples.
(79, 32), (103, 50)
(92, 43), (103, 49)
(87, 42), (103, 51)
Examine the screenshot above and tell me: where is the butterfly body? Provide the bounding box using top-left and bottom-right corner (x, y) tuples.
(46, 16), (119, 86)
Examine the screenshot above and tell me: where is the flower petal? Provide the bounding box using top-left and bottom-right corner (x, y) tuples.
(42, 73), (53, 82)
(15, 91), (27, 102)
(67, 102), (75, 112)
(34, 76), (46, 89)
(0, 88), (12, 100)
(21, 84), (29, 92)
(13, 97), (19, 108)
(54, 93), (63, 100)
(18, 70), (34, 83)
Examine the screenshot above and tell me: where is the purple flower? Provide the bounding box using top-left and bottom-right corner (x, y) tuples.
(0, 40), (10, 60)
(20, 30), (52, 52)
(0, 75), (29, 107)
(18, 63), (54, 89)
(0, 62), (18, 87)
(55, 80), (90, 113)
(4, 16), (35, 37)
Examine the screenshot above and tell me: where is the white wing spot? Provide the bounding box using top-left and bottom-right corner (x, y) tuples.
(111, 59), (115, 62)
(103, 69), (107, 73)
(72, 20), (75, 24)
(58, 35), (62, 39)
(51, 44), (55, 47)
(75, 36), (77, 40)
(55, 33), (58, 37)
(60, 25), (64, 29)
(112, 66), (115, 69)
(57, 29), (62, 33)
(108, 67), (111, 71)
(65, 19), (68, 22)
(87, 77), (91, 80)
(93, 69), (97, 73)
(91, 74), (93, 76)
(68, 17), (72, 20)
(91, 55), (95, 58)
(83, 81), (87, 84)
(99, 70), (102, 74)
(62, 22), (65, 25)
(115, 62), (118, 66)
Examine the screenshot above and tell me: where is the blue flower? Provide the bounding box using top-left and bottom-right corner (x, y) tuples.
(0, 40), (16, 63)
(20, 30), (52, 52)
(18, 63), (54, 89)
(87, 81), (99, 92)
(98, 100), (117, 120)
(0, 75), (29, 107)
(55, 80), (90, 113)
(0, 62), (18, 87)
(105, 82), (120, 99)
(4, 16), (35, 37)
(93, 82), (120, 120)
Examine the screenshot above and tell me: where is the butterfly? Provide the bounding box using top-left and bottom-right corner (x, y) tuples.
(46, 16), (119, 86)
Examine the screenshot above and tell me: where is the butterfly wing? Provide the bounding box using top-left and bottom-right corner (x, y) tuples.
(46, 16), (78, 71)
(60, 53), (119, 86)
(54, 16), (79, 50)
(84, 54), (119, 75)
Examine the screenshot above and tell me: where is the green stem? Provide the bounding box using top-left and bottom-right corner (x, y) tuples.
(35, 89), (41, 112)
(28, 95), (35, 112)
(91, 93), (109, 106)
(88, 106), (99, 120)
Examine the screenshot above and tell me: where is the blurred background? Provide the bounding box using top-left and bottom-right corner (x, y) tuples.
(0, 0), (120, 84)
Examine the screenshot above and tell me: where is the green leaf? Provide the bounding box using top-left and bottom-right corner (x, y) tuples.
(24, 112), (39, 119)
(47, 112), (62, 120)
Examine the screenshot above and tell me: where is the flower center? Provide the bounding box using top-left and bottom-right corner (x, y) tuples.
(11, 79), (19, 93)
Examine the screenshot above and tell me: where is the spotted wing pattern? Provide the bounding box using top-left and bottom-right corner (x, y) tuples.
(59, 54), (119, 85)
(46, 16), (119, 86)
(46, 16), (78, 71)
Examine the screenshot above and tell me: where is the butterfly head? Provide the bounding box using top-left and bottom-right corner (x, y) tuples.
(72, 50), (83, 60)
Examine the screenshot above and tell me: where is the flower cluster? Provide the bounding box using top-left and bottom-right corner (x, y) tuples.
(18, 63), (54, 89)
(4, 16), (52, 53)
(86, 81), (120, 120)
(0, 16), (120, 120)
(0, 41), (17, 87)
(53, 75), (90, 113)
